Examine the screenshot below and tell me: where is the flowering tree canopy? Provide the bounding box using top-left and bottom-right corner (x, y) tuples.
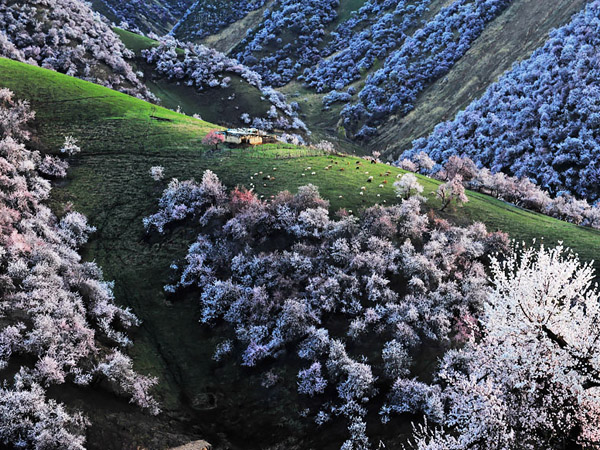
(408, 243), (600, 449)
(402, 153), (600, 230)
(436, 176), (469, 211)
(202, 130), (225, 150)
(143, 36), (307, 132)
(145, 171), (509, 448)
(404, 0), (600, 202)
(340, 0), (513, 137)
(394, 173), (424, 200)
(0, 89), (158, 447)
(0, 0), (151, 99)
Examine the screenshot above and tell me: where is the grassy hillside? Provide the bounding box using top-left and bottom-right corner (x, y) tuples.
(199, 1), (275, 53)
(2, 57), (600, 448)
(89, 0), (193, 35)
(178, 0), (586, 159)
(114, 28), (283, 128)
(100, 0), (588, 157)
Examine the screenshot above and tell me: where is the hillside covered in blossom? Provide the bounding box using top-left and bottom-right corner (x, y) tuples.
(0, 0), (151, 99)
(1, 1), (600, 449)
(399, 1), (600, 201)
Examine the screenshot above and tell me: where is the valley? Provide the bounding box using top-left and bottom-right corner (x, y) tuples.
(1, 1), (600, 449)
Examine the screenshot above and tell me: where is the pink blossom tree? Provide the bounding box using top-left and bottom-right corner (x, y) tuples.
(398, 158), (418, 172)
(202, 130), (225, 150)
(436, 176), (468, 211)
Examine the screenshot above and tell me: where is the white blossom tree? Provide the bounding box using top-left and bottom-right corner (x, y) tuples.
(409, 244), (600, 449)
(413, 151), (435, 173)
(394, 173), (424, 200)
(436, 176), (468, 211)
(149, 165), (165, 181)
(60, 136), (81, 156)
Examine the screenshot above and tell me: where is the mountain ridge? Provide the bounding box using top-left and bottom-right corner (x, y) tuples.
(372, 0), (588, 158)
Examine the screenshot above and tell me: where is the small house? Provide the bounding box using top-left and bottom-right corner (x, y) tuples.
(219, 128), (273, 145)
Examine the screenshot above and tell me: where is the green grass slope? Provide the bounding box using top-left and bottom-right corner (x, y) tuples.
(90, 0), (192, 35)
(199, 1), (275, 53)
(2, 57), (600, 448)
(114, 28), (281, 128)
